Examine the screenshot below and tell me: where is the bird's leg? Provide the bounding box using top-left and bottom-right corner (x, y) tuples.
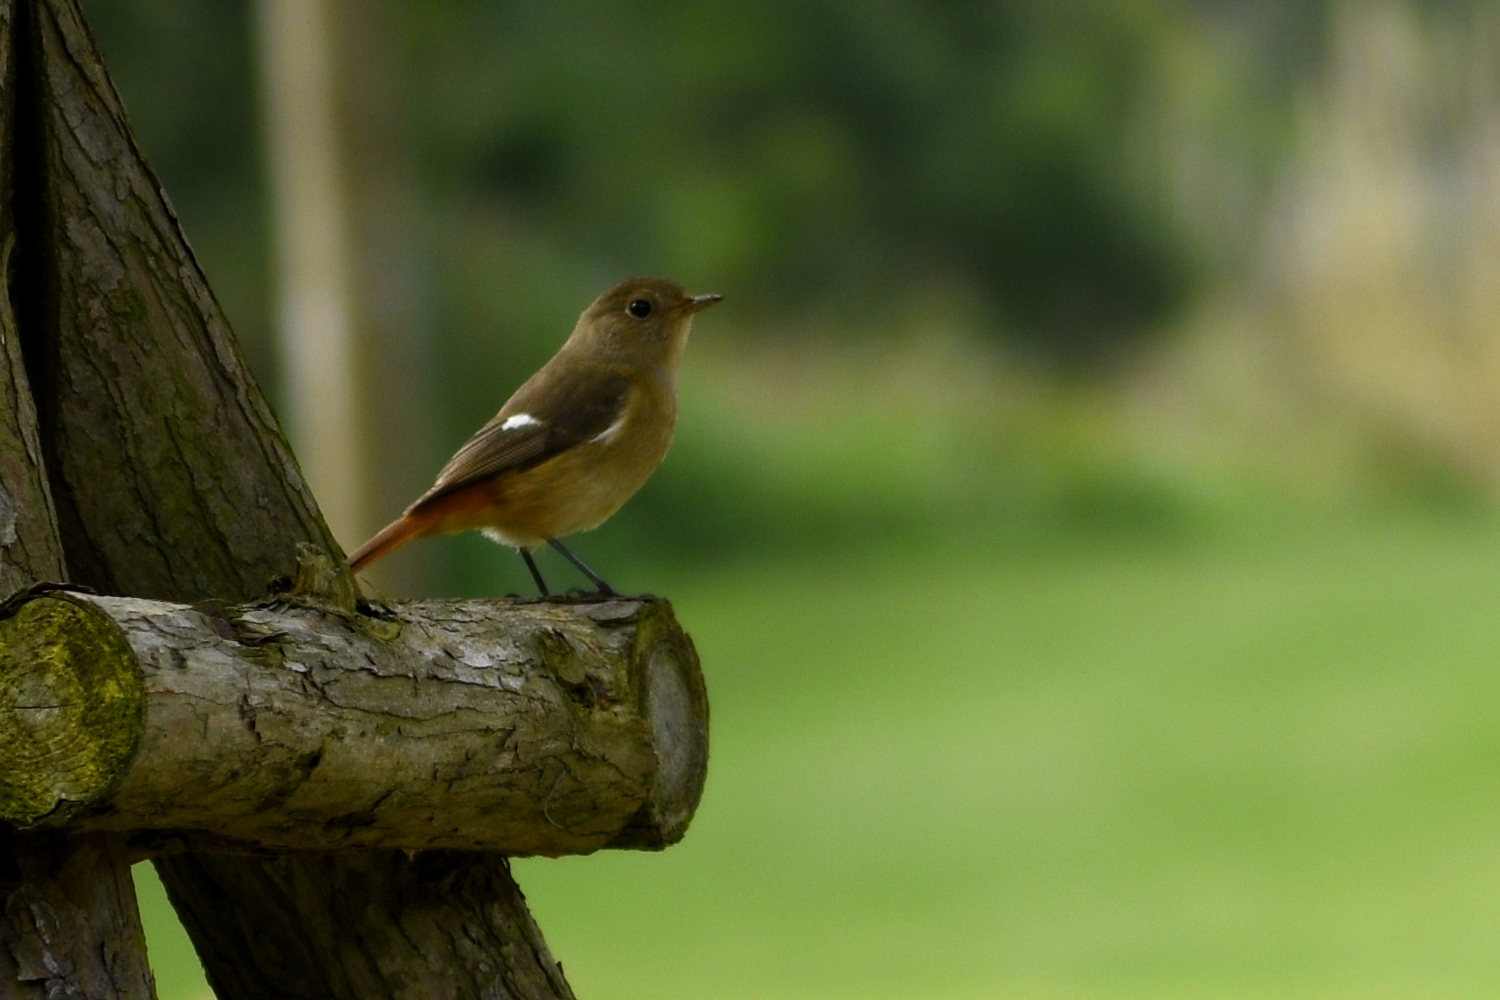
(519, 548), (551, 597)
(547, 538), (618, 596)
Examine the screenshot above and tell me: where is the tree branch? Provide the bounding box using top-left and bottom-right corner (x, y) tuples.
(0, 590), (707, 856)
(0, 0), (62, 603)
(18, 0), (350, 604)
(159, 851), (575, 1000)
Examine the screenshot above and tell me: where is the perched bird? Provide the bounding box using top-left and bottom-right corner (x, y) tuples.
(348, 277), (720, 596)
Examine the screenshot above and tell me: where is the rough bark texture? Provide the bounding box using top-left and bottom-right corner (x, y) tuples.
(0, 256), (63, 603)
(1, 7), (157, 996)
(16, 0), (350, 604)
(160, 852), (574, 1000)
(0, 0), (62, 603)
(0, 830), (158, 1000)
(1, 591), (706, 855)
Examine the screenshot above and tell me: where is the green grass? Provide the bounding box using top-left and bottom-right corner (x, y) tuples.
(136, 514), (1500, 999)
(134, 861), (210, 1000)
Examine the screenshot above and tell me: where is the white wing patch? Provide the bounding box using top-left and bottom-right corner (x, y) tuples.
(501, 413), (541, 431)
(591, 413), (627, 445)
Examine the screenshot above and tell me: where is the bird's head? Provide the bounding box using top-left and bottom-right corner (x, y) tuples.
(571, 276), (721, 373)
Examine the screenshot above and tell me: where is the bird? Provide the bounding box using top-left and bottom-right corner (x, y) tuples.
(347, 276), (721, 597)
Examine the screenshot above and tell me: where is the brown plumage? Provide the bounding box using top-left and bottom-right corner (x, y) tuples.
(348, 276), (720, 595)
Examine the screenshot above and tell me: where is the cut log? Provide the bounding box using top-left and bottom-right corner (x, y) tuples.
(0, 590), (708, 856)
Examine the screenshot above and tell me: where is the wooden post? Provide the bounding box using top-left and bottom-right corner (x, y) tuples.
(2, 6), (157, 995)
(0, 1), (709, 996)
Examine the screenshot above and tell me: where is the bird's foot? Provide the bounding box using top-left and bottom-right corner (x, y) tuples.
(563, 585), (621, 601)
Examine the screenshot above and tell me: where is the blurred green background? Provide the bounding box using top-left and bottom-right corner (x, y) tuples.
(80, 0), (1500, 996)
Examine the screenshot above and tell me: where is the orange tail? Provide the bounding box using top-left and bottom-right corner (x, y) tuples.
(348, 516), (427, 574)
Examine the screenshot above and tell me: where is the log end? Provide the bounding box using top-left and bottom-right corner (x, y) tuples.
(609, 599), (709, 849)
(0, 596), (145, 825)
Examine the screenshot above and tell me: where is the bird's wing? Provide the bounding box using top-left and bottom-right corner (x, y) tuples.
(409, 366), (632, 512)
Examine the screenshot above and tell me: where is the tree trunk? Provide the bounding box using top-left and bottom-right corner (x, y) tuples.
(9, 1), (601, 995)
(331, 0), (434, 596)
(0, 591), (706, 856)
(159, 852), (573, 1000)
(0, 3), (157, 995)
(14, 0), (348, 604)
(0, 830), (157, 1000)
(0, 0), (60, 604)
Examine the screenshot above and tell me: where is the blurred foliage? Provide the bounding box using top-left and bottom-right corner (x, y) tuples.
(91, 0), (1500, 587)
(400, 0), (1331, 367)
(85, 0), (1336, 373)
(408, 0), (1203, 363)
(76, 0), (1367, 587)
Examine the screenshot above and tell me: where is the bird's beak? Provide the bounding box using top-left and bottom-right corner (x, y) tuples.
(684, 293), (723, 313)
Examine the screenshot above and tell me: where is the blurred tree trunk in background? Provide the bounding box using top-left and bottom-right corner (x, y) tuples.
(1133, 0), (1500, 497)
(254, 0), (432, 595)
(1267, 0), (1500, 486)
(328, 0), (434, 596)
(254, 0), (365, 550)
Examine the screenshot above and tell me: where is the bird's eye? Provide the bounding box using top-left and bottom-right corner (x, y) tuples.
(627, 299), (652, 318)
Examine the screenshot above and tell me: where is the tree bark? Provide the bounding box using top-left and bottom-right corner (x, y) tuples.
(0, 4), (157, 996)
(10, 1), (610, 996)
(15, 0), (350, 605)
(0, 830), (157, 1000)
(0, 0), (60, 604)
(0, 245), (62, 603)
(159, 852), (574, 1000)
(0, 591), (707, 856)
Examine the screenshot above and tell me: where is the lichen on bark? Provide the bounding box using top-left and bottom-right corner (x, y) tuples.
(0, 595), (145, 824)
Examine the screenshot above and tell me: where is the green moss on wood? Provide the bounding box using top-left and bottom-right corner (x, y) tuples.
(0, 597), (145, 824)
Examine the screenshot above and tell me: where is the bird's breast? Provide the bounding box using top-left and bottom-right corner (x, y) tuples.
(482, 383), (676, 545)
